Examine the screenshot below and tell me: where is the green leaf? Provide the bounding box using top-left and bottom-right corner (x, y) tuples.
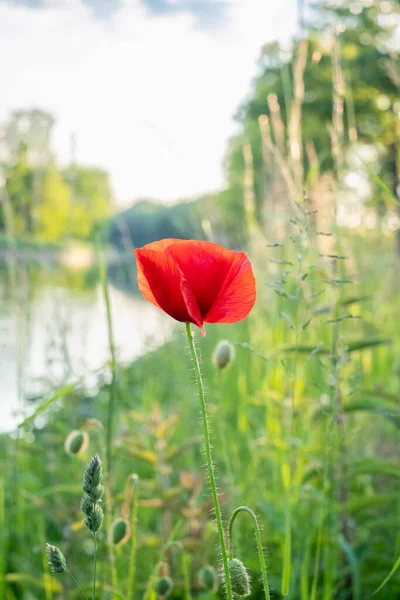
(348, 493), (399, 513)
(341, 295), (370, 306)
(373, 554), (400, 595)
(283, 343), (328, 356)
(339, 536), (361, 600)
(346, 339), (391, 353)
(39, 484), (83, 497)
(357, 153), (400, 207)
(351, 458), (399, 478)
(18, 382), (81, 428)
(5, 573), (61, 592)
(344, 397), (400, 428)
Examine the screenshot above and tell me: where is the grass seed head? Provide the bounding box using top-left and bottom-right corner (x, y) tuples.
(46, 544), (67, 573)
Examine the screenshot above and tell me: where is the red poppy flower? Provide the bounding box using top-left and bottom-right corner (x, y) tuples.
(134, 239), (256, 336)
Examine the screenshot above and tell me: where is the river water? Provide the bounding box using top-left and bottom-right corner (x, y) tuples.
(0, 258), (173, 431)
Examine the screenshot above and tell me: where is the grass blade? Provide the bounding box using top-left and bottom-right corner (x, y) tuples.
(373, 554), (400, 595)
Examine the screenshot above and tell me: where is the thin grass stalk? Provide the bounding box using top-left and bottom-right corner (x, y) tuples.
(310, 420), (333, 600)
(331, 34), (351, 544)
(0, 479), (5, 600)
(243, 143), (257, 235)
(228, 506), (271, 600)
(127, 476), (139, 599)
(327, 33), (352, 595)
(258, 115), (297, 202)
(288, 39), (308, 196)
(344, 72), (358, 143)
(281, 309), (299, 596)
(182, 552), (192, 600)
(96, 427), (118, 591)
(67, 570), (90, 600)
(92, 534), (98, 600)
(98, 247), (118, 474)
(40, 518), (53, 600)
(267, 94), (286, 156)
(185, 323), (233, 600)
(143, 521), (183, 600)
(281, 61), (292, 124)
(300, 531), (312, 600)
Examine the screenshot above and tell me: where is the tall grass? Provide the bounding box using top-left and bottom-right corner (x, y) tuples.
(0, 30), (400, 600)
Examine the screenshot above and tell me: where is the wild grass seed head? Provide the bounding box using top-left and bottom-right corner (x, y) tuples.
(81, 455), (104, 534)
(46, 543), (67, 573)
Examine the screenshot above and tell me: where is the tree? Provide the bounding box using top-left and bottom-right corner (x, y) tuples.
(223, 0), (400, 235)
(3, 108), (54, 168)
(5, 143), (35, 235)
(36, 166), (71, 242)
(63, 166), (113, 239)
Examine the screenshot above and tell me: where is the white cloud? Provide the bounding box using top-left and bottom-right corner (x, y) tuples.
(0, 0), (297, 204)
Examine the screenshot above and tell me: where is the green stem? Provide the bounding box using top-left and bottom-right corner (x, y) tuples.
(281, 311), (299, 596)
(128, 479), (139, 599)
(182, 552), (192, 600)
(67, 569), (89, 600)
(92, 534), (98, 600)
(98, 246), (117, 474)
(185, 323), (233, 600)
(229, 506), (271, 600)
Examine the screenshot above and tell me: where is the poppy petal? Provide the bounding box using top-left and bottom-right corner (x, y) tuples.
(166, 241), (238, 317)
(135, 248), (203, 327)
(204, 253), (256, 324)
(138, 238), (187, 253)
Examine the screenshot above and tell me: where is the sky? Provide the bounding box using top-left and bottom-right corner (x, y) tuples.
(0, 0), (299, 204)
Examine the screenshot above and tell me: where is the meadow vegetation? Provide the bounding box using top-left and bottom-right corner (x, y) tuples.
(1, 1), (400, 599)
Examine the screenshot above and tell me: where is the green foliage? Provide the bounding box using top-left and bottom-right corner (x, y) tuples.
(1, 3), (400, 599)
(36, 166), (71, 242)
(1, 109), (113, 243)
(64, 165), (113, 239)
(221, 0), (400, 231)
(5, 144), (35, 235)
(108, 199), (207, 252)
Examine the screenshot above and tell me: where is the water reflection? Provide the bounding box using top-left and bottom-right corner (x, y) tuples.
(0, 258), (173, 431)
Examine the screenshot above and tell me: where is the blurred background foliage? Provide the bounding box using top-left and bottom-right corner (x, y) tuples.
(1, 0), (400, 599)
(0, 2), (398, 251)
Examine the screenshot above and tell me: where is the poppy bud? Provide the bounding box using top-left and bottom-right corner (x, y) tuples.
(199, 565), (218, 593)
(212, 340), (235, 369)
(112, 518), (131, 546)
(226, 558), (251, 597)
(64, 430), (89, 456)
(155, 576), (174, 598)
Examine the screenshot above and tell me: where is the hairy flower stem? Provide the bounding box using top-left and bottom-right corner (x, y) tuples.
(185, 323), (233, 600)
(229, 506), (271, 600)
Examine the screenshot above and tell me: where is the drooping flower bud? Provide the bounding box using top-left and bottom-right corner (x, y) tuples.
(212, 340), (236, 370)
(155, 576), (174, 598)
(227, 558), (251, 597)
(112, 518), (131, 546)
(64, 430), (89, 456)
(199, 565), (218, 593)
(46, 544), (67, 573)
